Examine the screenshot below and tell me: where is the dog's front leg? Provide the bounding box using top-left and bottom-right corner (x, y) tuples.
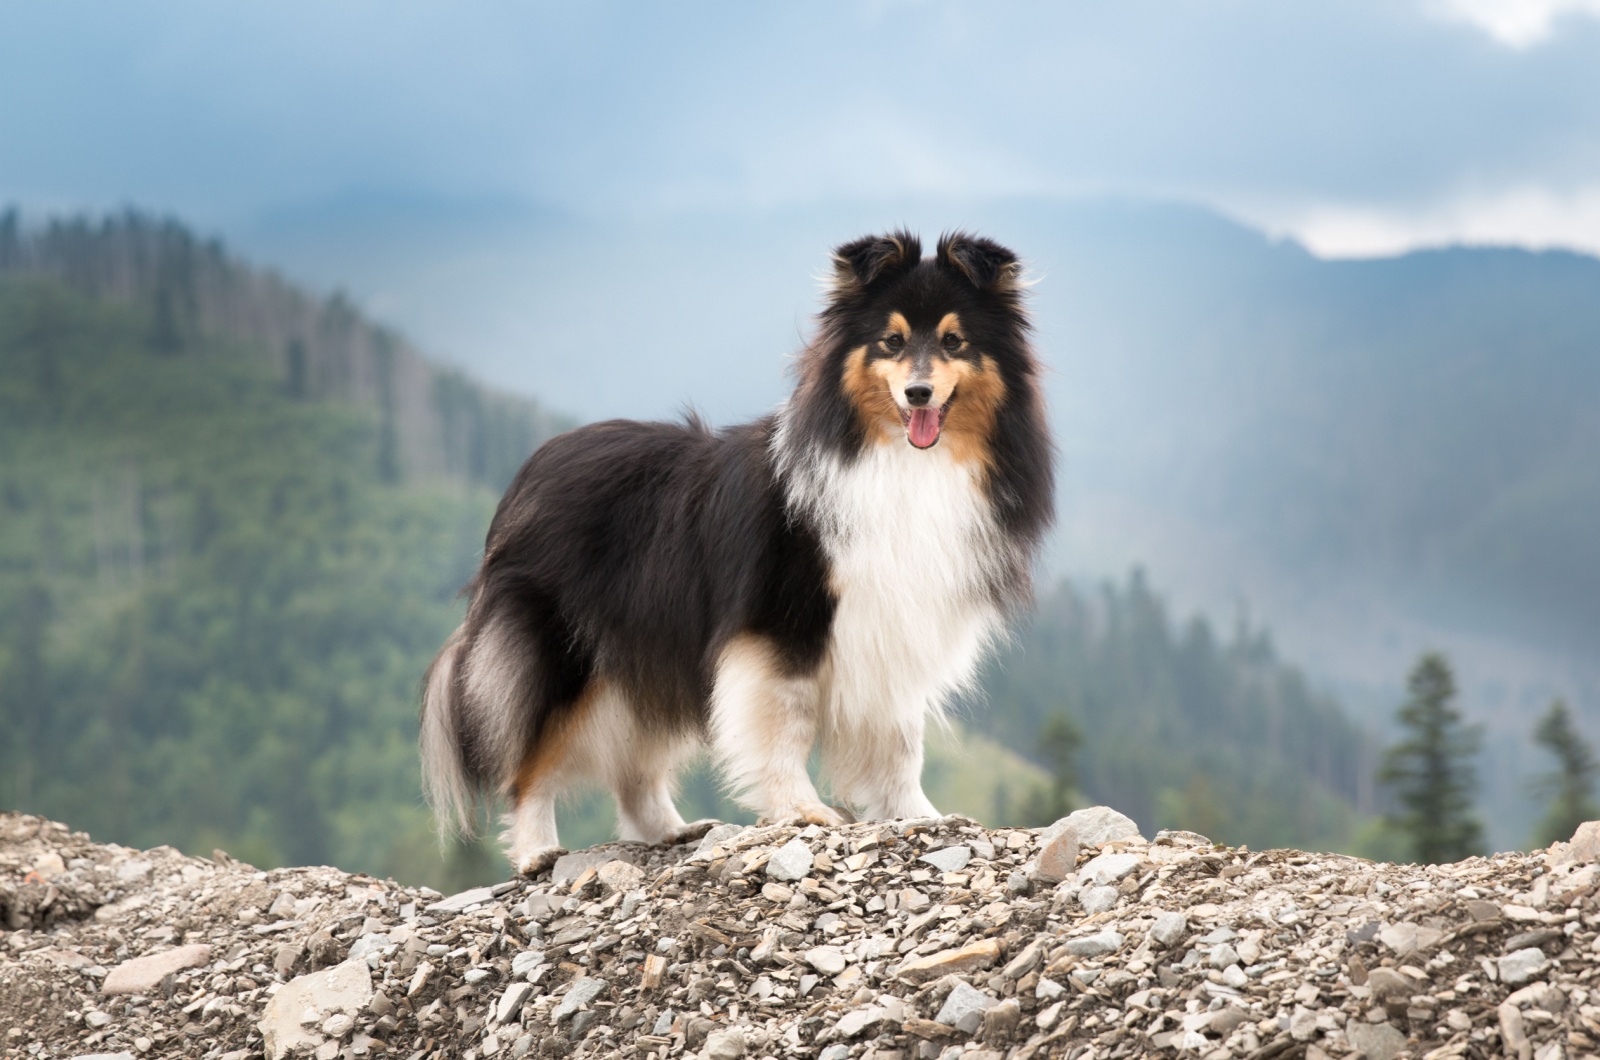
(825, 713), (940, 822)
(710, 637), (842, 826)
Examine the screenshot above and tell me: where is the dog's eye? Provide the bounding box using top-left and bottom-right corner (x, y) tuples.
(884, 334), (905, 351)
(941, 333), (962, 351)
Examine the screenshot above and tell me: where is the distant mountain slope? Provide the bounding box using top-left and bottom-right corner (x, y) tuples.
(0, 208), (567, 490)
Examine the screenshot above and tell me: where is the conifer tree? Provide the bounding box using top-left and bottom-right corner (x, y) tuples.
(1019, 712), (1083, 824)
(1531, 698), (1600, 847)
(1379, 652), (1484, 863)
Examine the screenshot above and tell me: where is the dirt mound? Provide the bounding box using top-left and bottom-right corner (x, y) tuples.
(3, 810), (1598, 1060)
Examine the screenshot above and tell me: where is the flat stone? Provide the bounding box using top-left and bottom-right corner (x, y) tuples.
(1150, 912), (1189, 948)
(552, 851), (623, 888)
(836, 1006), (885, 1038)
(102, 945), (213, 995)
(259, 960), (374, 1060)
(1499, 947), (1550, 986)
(696, 823), (747, 854)
(1463, 899), (1502, 921)
(496, 982), (534, 1024)
(1042, 806), (1142, 848)
(1064, 929), (1124, 958)
(553, 977), (606, 1021)
(1078, 851), (1143, 886)
(1080, 885), (1119, 914)
(804, 946), (847, 975)
(1209, 943), (1239, 969)
(766, 839), (815, 881)
(919, 845), (971, 873)
(511, 950), (545, 979)
(894, 938), (1002, 982)
(1346, 1020), (1407, 1060)
(934, 981), (998, 1032)
(1379, 921), (1442, 956)
(1364, 967), (1413, 1002)
(1289, 1005), (1318, 1041)
(596, 860), (645, 892)
(66, 1054), (134, 1060)
(1033, 829), (1079, 883)
(426, 886), (496, 914)
(703, 1027), (746, 1060)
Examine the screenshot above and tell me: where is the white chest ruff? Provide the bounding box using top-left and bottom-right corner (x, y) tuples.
(785, 440), (1010, 731)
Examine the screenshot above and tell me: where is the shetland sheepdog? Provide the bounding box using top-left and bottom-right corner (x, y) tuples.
(421, 232), (1054, 874)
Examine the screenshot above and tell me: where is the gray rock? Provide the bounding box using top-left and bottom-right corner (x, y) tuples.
(258, 959), (374, 1060)
(597, 860), (645, 892)
(1499, 947), (1550, 985)
(1006, 871), (1032, 895)
(804, 946), (847, 975)
(1346, 1021), (1407, 1060)
(652, 1009), (676, 1035)
(1065, 929), (1124, 957)
(696, 823), (747, 854)
(553, 976), (606, 1021)
(67, 1054), (134, 1060)
(934, 980), (998, 1032)
(1209, 943), (1240, 969)
(817, 1046), (851, 1060)
(102, 944), (212, 995)
(1150, 912), (1189, 948)
(1080, 885), (1119, 914)
(919, 845), (972, 873)
(766, 838), (815, 881)
(1042, 806), (1142, 848)
(346, 933), (390, 961)
(426, 885), (496, 914)
(495, 981), (534, 1024)
(1364, 967), (1412, 1002)
(552, 850), (621, 888)
(511, 949), (545, 979)
(1288, 1004), (1317, 1041)
(836, 1006), (885, 1038)
(703, 1027), (746, 1060)
(1077, 851), (1143, 886)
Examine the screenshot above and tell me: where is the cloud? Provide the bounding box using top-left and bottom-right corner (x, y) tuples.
(1250, 184), (1600, 258)
(1427, 0), (1600, 47)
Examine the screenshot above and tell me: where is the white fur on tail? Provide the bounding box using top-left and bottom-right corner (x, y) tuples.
(420, 625), (474, 836)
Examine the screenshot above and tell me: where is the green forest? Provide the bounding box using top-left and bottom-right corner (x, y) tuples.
(0, 212), (1412, 889)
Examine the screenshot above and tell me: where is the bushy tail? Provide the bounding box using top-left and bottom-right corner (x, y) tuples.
(420, 625), (476, 837)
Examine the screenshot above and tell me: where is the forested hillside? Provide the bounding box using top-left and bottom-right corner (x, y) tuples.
(976, 573), (1385, 855)
(0, 211), (1389, 891)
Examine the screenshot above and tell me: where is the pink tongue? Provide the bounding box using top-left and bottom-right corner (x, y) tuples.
(908, 407), (942, 448)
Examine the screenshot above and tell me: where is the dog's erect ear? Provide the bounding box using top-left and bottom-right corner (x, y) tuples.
(937, 232), (1021, 291)
(830, 231), (922, 293)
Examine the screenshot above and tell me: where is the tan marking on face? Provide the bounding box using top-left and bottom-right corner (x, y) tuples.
(936, 354), (1007, 470)
(842, 345), (902, 443)
(936, 312), (966, 344)
(884, 311), (911, 344)
(512, 681), (600, 801)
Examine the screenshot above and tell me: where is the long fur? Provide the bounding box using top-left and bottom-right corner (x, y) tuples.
(420, 231), (1054, 870)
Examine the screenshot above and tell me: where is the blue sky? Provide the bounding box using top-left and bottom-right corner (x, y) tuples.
(5, 0), (1600, 257)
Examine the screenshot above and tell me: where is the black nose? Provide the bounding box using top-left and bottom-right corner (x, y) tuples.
(905, 383), (933, 407)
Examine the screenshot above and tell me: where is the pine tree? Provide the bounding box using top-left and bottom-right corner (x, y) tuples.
(1018, 712), (1083, 825)
(1379, 652), (1484, 863)
(1531, 699), (1600, 847)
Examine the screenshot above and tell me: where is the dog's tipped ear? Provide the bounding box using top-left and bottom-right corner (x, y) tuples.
(830, 231), (922, 293)
(937, 232), (1021, 291)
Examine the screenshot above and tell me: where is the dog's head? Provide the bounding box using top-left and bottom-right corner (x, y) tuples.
(815, 231), (1028, 458)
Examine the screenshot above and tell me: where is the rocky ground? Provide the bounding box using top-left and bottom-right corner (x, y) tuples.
(4, 810), (1600, 1060)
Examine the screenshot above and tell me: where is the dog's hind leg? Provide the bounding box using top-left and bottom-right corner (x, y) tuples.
(710, 635), (842, 827)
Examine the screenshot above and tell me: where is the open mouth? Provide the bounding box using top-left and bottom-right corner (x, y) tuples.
(898, 391), (956, 449)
